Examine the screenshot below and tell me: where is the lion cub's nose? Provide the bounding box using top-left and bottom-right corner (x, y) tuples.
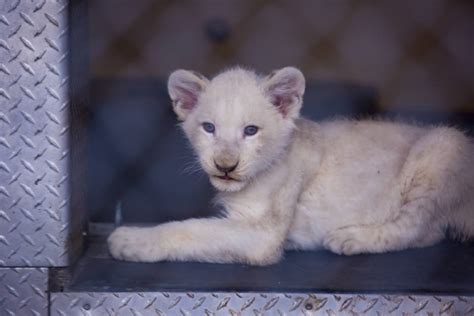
(215, 161), (238, 173)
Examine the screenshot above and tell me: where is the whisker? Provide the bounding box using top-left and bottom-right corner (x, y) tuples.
(179, 154), (205, 175)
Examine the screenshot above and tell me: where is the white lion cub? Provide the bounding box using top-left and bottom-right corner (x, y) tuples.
(108, 66), (474, 265)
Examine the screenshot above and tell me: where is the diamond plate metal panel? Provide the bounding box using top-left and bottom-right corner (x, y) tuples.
(0, 0), (84, 266)
(0, 267), (48, 316)
(51, 292), (474, 315)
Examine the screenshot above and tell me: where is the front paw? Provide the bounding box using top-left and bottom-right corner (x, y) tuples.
(323, 227), (368, 255)
(108, 226), (163, 262)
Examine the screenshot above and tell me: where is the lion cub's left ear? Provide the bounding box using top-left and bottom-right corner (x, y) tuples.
(262, 67), (305, 119)
(168, 70), (209, 121)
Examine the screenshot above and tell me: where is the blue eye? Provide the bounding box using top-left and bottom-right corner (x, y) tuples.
(244, 125), (259, 136)
(202, 122), (215, 134)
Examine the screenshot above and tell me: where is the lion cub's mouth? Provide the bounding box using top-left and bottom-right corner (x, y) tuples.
(214, 174), (240, 181)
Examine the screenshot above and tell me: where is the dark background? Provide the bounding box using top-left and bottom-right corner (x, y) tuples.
(85, 0), (474, 223)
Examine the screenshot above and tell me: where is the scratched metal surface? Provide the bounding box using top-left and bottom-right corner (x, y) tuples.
(0, 267), (48, 316)
(50, 292), (474, 315)
(0, 0), (80, 266)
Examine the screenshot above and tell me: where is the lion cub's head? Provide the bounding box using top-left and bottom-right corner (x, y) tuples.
(168, 67), (305, 192)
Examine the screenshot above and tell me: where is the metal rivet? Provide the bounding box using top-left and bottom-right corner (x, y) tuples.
(305, 303), (313, 310)
(83, 303), (91, 310)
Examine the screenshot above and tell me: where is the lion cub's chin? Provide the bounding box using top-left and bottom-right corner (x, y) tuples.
(209, 176), (248, 192)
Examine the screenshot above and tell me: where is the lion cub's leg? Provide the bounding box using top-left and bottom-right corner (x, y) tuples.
(324, 127), (468, 255)
(323, 196), (444, 255)
(108, 217), (287, 265)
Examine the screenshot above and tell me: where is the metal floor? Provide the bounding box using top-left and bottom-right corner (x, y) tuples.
(57, 236), (474, 295)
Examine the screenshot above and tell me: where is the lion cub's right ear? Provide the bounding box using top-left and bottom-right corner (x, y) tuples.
(168, 70), (209, 121)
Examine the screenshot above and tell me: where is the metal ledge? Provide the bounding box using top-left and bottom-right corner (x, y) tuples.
(51, 231), (474, 295)
(48, 235), (474, 314)
(50, 292), (474, 315)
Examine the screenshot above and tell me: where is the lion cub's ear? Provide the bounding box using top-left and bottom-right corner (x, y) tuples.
(168, 70), (209, 121)
(262, 67), (305, 119)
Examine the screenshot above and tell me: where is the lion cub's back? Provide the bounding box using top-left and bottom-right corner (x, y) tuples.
(293, 118), (427, 228)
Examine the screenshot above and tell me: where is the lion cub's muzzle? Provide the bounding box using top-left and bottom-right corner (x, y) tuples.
(213, 159), (240, 181)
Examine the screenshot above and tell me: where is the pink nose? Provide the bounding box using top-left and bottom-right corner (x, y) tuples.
(214, 161), (238, 173)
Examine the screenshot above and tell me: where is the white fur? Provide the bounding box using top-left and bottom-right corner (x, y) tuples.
(108, 67), (474, 265)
